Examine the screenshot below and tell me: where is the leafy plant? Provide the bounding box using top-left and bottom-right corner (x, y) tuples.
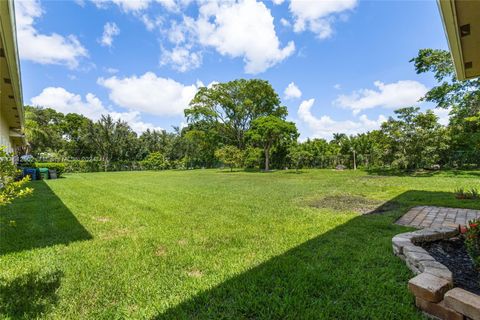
(461, 219), (480, 270)
(0, 146), (32, 206)
(141, 152), (169, 170)
(214, 146), (243, 171)
(454, 187), (479, 199)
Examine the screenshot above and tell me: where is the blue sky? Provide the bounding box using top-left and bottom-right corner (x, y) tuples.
(17, 0), (449, 139)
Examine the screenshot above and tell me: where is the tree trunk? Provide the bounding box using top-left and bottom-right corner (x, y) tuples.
(264, 147), (270, 171)
(103, 156), (109, 172)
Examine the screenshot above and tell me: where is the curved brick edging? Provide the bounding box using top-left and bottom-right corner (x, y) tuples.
(392, 227), (480, 320)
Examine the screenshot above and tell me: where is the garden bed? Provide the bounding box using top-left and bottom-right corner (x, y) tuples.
(421, 238), (480, 295)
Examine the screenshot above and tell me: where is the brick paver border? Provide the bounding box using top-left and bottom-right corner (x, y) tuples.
(396, 206), (480, 229)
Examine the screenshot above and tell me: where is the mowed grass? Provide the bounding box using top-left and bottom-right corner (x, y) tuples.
(2, 169), (480, 319)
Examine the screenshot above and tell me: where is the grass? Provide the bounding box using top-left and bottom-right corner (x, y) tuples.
(1, 169), (480, 319)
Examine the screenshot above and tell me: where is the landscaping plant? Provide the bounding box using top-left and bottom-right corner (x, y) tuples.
(454, 187), (479, 200)
(0, 146), (32, 206)
(462, 219), (480, 270)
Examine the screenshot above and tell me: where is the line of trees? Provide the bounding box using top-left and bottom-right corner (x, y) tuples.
(22, 49), (480, 171)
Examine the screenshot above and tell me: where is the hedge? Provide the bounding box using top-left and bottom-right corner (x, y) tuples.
(33, 162), (66, 177)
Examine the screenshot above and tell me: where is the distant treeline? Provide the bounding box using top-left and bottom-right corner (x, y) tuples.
(22, 49), (480, 171)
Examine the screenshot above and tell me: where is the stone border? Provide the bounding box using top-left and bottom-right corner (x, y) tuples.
(393, 227), (480, 320)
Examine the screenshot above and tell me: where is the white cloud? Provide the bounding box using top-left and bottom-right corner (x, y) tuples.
(109, 111), (163, 133)
(100, 22), (120, 47)
(30, 87), (162, 134)
(284, 82), (302, 100)
(298, 98), (387, 139)
(92, 0), (182, 13)
(140, 14), (163, 31)
(169, 0), (294, 74)
(289, 0), (357, 39)
(432, 107), (451, 126)
(31, 87), (108, 120)
(15, 0), (88, 68)
(160, 47), (202, 72)
(280, 18), (291, 27)
(335, 80), (428, 114)
(333, 84), (341, 90)
(105, 67), (119, 74)
(92, 0), (151, 12)
(97, 72), (198, 116)
(272, 0), (285, 4)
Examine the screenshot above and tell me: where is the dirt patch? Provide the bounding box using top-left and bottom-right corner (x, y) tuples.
(309, 194), (398, 214)
(186, 269), (203, 278)
(177, 239), (188, 246)
(94, 216), (111, 223)
(155, 246), (167, 257)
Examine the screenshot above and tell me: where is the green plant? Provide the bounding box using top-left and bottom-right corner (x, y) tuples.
(34, 162), (66, 177)
(214, 146), (243, 171)
(454, 187), (479, 199)
(141, 152), (169, 170)
(0, 146), (32, 206)
(462, 219), (480, 270)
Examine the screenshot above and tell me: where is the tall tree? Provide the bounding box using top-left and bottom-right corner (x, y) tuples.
(247, 116), (298, 171)
(380, 107), (447, 169)
(87, 115), (138, 171)
(185, 79), (287, 149)
(411, 49), (480, 167)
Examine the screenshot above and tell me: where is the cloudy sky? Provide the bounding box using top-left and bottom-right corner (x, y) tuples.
(18, 0), (449, 139)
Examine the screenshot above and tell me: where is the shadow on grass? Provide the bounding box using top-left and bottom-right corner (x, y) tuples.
(0, 270), (62, 319)
(0, 180), (92, 256)
(155, 190), (476, 319)
(365, 168), (480, 178)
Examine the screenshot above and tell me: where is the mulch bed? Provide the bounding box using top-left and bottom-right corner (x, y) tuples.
(421, 238), (480, 295)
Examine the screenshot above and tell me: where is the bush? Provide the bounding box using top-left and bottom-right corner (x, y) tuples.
(1, 146), (32, 205)
(454, 187), (479, 199)
(34, 162), (66, 177)
(214, 146), (243, 171)
(462, 219), (480, 270)
(243, 147), (262, 169)
(141, 152), (169, 170)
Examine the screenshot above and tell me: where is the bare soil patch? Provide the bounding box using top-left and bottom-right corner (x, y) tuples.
(309, 194), (398, 214)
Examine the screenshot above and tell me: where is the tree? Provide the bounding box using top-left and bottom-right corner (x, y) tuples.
(87, 115), (138, 171)
(142, 152), (168, 170)
(380, 107), (447, 169)
(186, 79), (287, 149)
(288, 144), (313, 172)
(61, 112), (94, 159)
(411, 48), (480, 167)
(0, 146), (32, 206)
(243, 146), (262, 169)
(24, 106), (65, 156)
(247, 116), (298, 171)
(214, 146), (243, 171)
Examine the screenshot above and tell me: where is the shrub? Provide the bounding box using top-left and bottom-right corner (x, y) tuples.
(243, 147), (262, 169)
(214, 146), (243, 171)
(34, 162), (66, 177)
(462, 219), (480, 270)
(141, 152), (169, 170)
(1, 146), (32, 205)
(454, 187), (479, 199)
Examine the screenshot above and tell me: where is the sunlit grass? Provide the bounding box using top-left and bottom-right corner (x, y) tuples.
(1, 169), (480, 319)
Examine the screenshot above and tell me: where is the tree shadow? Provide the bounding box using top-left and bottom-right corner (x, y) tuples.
(155, 190), (477, 319)
(0, 180), (92, 256)
(365, 168), (480, 178)
(0, 270), (62, 319)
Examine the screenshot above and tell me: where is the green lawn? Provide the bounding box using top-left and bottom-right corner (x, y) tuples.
(2, 169), (480, 319)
